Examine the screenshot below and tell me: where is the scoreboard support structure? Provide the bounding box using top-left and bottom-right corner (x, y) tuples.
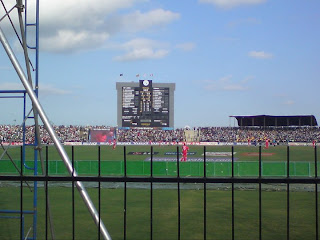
(116, 80), (175, 128)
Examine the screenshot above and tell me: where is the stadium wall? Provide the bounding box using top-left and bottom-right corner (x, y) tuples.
(63, 142), (316, 147)
(0, 142), (316, 147)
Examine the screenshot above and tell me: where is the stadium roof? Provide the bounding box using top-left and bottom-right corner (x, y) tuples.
(230, 115), (318, 127)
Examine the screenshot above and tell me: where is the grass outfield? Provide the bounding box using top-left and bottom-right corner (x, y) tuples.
(0, 186), (318, 240)
(0, 145), (319, 239)
(1, 144), (318, 162)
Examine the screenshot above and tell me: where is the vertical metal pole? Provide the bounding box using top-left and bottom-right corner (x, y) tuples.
(72, 146), (75, 240)
(232, 146), (235, 240)
(203, 146), (207, 240)
(35, 0), (40, 90)
(315, 146), (318, 240)
(124, 146), (127, 240)
(33, 133), (38, 240)
(98, 146), (101, 240)
(33, 147), (38, 240)
(177, 146), (181, 240)
(150, 146), (153, 240)
(287, 146), (290, 240)
(16, 0), (32, 86)
(22, 93), (26, 169)
(45, 146), (48, 240)
(0, 26), (112, 240)
(44, 144), (55, 240)
(259, 146), (262, 240)
(20, 146), (24, 240)
(16, 2), (40, 237)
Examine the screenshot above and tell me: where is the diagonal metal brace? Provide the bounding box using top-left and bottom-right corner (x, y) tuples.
(0, 26), (112, 240)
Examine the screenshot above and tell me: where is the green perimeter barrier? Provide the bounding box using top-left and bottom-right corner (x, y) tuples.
(0, 160), (318, 177)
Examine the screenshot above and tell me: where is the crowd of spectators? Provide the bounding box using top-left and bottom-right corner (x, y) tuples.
(0, 125), (89, 144)
(200, 127), (320, 143)
(117, 128), (184, 143)
(1, 125), (320, 144)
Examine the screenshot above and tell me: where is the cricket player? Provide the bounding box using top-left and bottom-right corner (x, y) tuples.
(265, 139), (269, 149)
(181, 142), (189, 162)
(112, 138), (117, 150)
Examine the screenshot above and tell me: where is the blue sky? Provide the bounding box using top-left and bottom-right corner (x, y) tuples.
(0, 0), (319, 128)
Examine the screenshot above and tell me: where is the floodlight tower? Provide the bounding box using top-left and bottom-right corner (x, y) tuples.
(0, 1), (111, 239)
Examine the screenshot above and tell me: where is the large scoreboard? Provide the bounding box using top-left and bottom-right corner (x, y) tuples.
(116, 80), (175, 128)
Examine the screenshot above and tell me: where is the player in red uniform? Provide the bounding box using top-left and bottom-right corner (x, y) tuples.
(265, 139), (269, 149)
(181, 142), (189, 162)
(112, 138), (117, 150)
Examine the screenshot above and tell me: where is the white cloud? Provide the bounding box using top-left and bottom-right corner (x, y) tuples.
(41, 30), (109, 53)
(119, 9), (180, 32)
(0, 82), (23, 90)
(204, 75), (251, 91)
(114, 49), (169, 61)
(117, 38), (168, 50)
(113, 38), (169, 61)
(4, 0), (178, 53)
(199, 0), (266, 8)
(38, 0), (146, 30)
(248, 51), (273, 59)
(39, 84), (72, 96)
(0, 82), (71, 95)
(175, 42), (196, 51)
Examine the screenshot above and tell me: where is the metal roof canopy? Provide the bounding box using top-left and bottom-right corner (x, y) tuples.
(230, 115), (318, 127)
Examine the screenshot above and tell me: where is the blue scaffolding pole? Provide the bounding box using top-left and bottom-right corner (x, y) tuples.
(0, 0), (40, 239)
(1, 1), (112, 239)
(25, 1), (40, 237)
(0, 90), (38, 240)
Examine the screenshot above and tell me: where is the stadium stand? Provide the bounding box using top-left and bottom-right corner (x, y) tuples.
(1, 125), (320, 144)
(230, 115), (318, 127)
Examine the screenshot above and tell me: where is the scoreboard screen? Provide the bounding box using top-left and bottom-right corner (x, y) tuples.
(121, 80), (170, 127)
